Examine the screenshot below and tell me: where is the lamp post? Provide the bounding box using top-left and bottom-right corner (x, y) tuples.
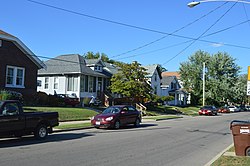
(188, 0), (250, 8)
(202, 62), (206, 106)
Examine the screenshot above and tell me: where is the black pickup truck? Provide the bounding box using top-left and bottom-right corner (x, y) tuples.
(0, 100), (59, 139)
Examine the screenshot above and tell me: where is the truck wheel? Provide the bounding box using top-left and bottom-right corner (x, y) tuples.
(246, 147), (250, 156)
(35, 124), (48, 139)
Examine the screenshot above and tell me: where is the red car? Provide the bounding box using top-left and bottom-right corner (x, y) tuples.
(218, 107), (230, 113)
(57, 94), (80, 107)
(198, 105), (218, 116)
(91, 105), (141, 129)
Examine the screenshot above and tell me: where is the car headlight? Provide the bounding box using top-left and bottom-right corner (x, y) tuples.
(105, 116), (113, 121)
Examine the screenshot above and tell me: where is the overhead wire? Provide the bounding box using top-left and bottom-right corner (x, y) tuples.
(114, 19), (250, 61)
(110, 1), (229, 59)
(161, 1), (240, 66)
(27, 0), (250, 57)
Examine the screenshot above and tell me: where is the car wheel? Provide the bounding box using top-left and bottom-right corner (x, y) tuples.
(246, 147), (250, 156)
(114, 121), (120, 129)
(35, 124), (48, 139)
(134, 118), (140, 127)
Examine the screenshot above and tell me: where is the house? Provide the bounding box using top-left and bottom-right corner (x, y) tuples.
(143, 64), (162, 96)
(37, 54), (109, 104)
(0, 29), (44, 99)
(161, 72), (189, 106)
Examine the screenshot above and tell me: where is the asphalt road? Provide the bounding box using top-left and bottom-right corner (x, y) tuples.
(1, 112), (250, 166)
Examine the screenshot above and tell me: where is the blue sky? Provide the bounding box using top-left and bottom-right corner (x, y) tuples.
(2, 0), (250, 74)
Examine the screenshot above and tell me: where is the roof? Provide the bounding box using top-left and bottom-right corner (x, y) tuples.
(143, 64), (162, 79)
(162, 71), (180, 79)
(161, 76), (176, 86)
(38, 54), (107, 77)
(85, 59), (105, 67)
(103, 62), (119, 75)
(0, 29), (44, 69)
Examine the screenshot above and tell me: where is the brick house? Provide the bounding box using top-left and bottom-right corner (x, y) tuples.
(0, 29), (44, 99)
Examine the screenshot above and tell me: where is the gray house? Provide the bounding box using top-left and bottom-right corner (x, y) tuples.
(37, 54), (109, 103)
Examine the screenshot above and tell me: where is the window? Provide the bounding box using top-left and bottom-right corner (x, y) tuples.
(1, 103), (19, 116)
(37, 80), (42, 87)
(6, 66), (25, 88)
(88, 76), (94, 92)
(0, 40), (2, 47)
(80, 76), (85, 92)
(45, 77), (49, 89)
(154, 74), (157, 82)
(54, 77), (58, 89)
(67, 76), (78, 92)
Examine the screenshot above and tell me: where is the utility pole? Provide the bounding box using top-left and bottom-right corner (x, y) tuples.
(203, 62), (206, 106)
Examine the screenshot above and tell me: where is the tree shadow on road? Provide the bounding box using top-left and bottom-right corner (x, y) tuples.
(0, 132), (93, 148)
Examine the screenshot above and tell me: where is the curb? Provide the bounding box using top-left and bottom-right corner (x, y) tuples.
(205, 143), (234, 166)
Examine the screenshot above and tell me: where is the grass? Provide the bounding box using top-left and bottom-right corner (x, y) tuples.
(55, 122), (92, 130)
(23, 106), (98, 121)
(146, 105), (200, 116)
(212, 146), (250, 166)
(212, 156), (250, 166)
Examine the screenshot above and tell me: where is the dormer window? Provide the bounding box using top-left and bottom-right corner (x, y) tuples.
(94, 65), (102, 71)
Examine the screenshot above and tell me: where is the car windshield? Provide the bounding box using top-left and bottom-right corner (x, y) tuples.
(202, 106), (213, 109)
(0, 101), (3, 107)
(102, 107), (121, 114)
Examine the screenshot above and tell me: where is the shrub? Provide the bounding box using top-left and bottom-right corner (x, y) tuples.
(0, 90), (23, 101)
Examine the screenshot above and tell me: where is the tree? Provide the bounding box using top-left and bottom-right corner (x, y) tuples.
(179, 50), (241, 106)
(109, 61), (152, 103)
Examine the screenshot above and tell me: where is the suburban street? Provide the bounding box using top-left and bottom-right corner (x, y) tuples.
(1, 112), (250, 166)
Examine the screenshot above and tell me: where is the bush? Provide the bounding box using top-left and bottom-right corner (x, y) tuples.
(0, 90), (23, 101)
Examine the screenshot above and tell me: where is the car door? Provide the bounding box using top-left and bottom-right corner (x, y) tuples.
(0, 102), (25, 135)
(127, 106), (138, 123)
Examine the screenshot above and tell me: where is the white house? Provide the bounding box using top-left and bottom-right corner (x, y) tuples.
(37, 54), (109, 103)
(143, 64), (162, 96)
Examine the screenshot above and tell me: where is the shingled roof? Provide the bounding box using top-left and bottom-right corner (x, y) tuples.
(0, 29), (44, 69)
(38, 54), (107, 77)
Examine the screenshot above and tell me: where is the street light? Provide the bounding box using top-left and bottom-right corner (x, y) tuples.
(188, 0), (250, 8)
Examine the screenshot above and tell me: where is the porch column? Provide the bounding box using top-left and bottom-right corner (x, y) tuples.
(175, 92), (177, 105)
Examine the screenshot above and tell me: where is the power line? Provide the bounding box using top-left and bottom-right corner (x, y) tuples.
(27, 0), (250, 57)
(111, 1), (229, 59)
(114, 19), (250, 61)
(161, 0), (239, 66)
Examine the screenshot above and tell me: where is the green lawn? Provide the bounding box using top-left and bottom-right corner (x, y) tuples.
(146, 105), (200, 116)
(23, 107), (98, 121)
(55, 122), (92, 130)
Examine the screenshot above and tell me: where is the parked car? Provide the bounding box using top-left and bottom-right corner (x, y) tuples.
(218, 107), (230, 113)
(198, 105), (218, 116)
(228, 106), (240, 112)
(91, 105), (141, 129)
(0, 100), (59, 139)
(56, 94), (80, 107)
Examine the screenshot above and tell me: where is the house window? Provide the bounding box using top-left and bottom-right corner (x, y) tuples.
(6, 66), (25, 88)
(88, 76), (94, 92)
(37, 80), (42, 87)
(154, 74), (157, 82)
(0, 40), (2, 47)
(85, 76), (88, 92)
(80, 76), (85, 92)
(67, 76), (78, 92)
(54, 77), (59, 89)
(45, 77), (49, 89)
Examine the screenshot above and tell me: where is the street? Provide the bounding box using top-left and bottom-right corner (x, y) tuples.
(1, 112), (250, 166)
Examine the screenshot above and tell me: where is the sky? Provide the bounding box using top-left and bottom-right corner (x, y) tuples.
(1, 0), (250, 74)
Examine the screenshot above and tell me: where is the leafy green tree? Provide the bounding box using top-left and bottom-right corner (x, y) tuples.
(109, 61), (152, 103)
(180, 50), (241, 106)
(83, 51), (99, 59)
